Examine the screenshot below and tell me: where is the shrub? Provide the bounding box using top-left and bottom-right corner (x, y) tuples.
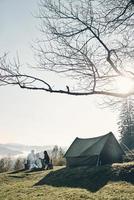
(0, 157), (13, 173)
(14, 158), (25, 171)
(52, 157), (66, 166)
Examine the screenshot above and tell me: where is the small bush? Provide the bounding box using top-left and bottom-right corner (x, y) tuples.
(52, 158), (66, 166)
(51, 146), (66, 166)
(14, 158), (25, 171)
(0, 157), (13, 173)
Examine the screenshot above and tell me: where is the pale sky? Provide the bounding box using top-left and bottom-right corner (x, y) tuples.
(0, 0), (119, 146)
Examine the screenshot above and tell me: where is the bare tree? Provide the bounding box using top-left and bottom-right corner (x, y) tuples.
(0, 0), (134, 99)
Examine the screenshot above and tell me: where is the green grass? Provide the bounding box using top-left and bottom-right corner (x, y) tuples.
(0, 162), (134, 200)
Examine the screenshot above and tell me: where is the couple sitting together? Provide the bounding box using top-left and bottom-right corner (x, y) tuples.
(25, 150), (53, 170)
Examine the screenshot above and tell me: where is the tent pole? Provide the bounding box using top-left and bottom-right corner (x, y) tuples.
(121, 142), (134, 161)
(121, 142), (134, 156)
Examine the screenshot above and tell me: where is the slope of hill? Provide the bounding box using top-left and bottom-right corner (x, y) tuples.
(0, 162), (133, 200)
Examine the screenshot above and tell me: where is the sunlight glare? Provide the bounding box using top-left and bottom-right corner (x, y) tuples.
(116, 77), (134, 94)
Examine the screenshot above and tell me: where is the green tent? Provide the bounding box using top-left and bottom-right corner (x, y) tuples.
(64, 132), (125, 167)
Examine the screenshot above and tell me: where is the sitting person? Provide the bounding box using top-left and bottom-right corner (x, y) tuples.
(41, 150), (52, 170)
(35, 153), (42, 169)
(26, 150), (38, 170)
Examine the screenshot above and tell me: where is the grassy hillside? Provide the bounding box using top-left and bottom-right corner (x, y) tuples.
(0, 162), (134, 200)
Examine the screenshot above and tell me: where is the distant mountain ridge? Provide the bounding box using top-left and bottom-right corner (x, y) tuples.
(0, 143), (67, 158)
(3, 143), (54, 151)
(0, 144), (22, 157)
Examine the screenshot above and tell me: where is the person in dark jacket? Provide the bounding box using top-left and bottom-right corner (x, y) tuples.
(44, 151), (50, 164)
(41, 150), (50, 169)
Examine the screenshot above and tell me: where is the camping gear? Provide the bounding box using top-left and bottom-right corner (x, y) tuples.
(64, 132), (125, 167)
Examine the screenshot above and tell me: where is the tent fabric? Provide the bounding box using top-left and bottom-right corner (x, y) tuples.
(64, 132), (125, 167)
(66, 155), (99, 167)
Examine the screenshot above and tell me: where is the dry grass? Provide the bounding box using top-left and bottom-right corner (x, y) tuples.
(0, 162), (133, 200)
